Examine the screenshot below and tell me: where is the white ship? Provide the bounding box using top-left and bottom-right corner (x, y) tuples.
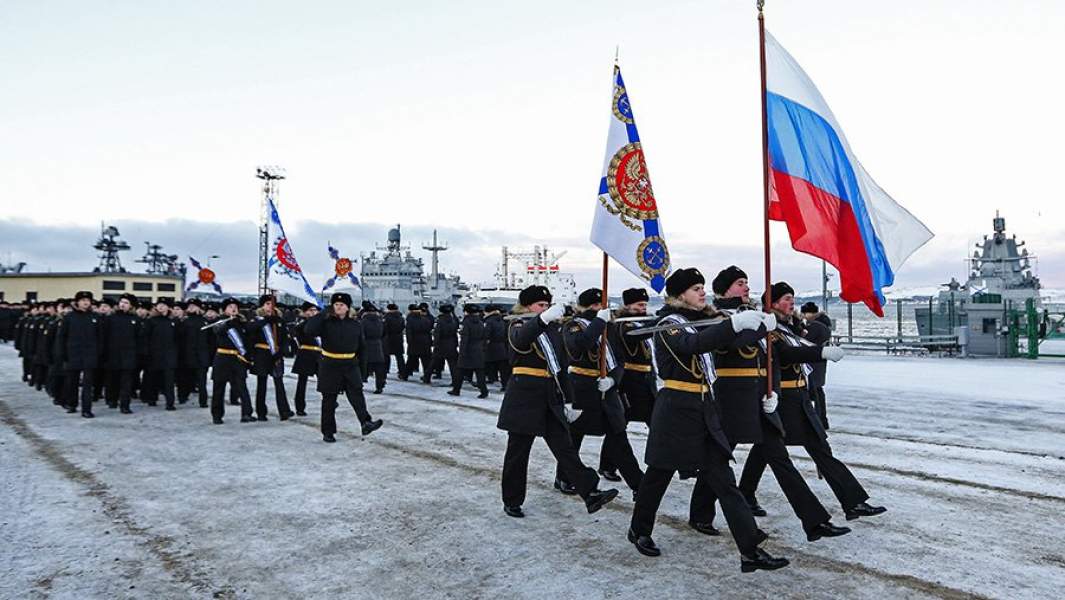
(462, 246), (577, 308)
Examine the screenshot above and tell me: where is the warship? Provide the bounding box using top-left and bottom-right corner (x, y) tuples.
(915, 213), (1043, 355)
(357, 225), (467, 310)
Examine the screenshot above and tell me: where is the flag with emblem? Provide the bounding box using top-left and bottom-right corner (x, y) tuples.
(266, 197), (321, 307)
(321, 243), (359, 293)
(185, 256), (223, 294)
(590, 64), (670, 293)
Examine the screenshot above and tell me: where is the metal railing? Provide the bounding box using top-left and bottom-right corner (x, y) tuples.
(831, 334), (961, 355)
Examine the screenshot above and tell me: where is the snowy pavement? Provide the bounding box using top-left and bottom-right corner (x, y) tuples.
(1, 346), (1063, 599)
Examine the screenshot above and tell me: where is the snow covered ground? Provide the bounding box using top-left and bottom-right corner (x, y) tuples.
(1, 346), (1063, 599)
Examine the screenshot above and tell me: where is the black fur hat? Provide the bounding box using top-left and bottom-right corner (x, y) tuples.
(800, 301), (819, 314)
(665, 268), (705, 297)
(712, 266), (748, 296)
(622, 288), (649, 305)
(73, 290), (94, 302)
(330, 292), (353, 307)
(518, 285), (552, 306)
(258, 294), (275, 307)
(767, 281), (795, 305)
(577, 288), (603, 307)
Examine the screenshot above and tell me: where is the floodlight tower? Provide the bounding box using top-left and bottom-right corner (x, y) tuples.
(256, 166), (286, 296)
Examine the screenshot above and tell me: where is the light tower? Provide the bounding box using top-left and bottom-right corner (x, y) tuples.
(422, 229), (447, 288)
(256, 166), (286, 296)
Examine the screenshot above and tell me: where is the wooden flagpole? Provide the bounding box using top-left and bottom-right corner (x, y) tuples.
(600, 252), (609, 379)
(758, 0), (774, 397)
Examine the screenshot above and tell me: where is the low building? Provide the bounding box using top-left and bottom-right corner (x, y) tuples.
(0, 272), (184, 304)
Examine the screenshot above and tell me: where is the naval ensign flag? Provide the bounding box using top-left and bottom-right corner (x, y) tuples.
(590, 65), (670, 293)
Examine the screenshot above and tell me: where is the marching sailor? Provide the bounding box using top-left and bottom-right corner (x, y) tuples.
(291, 301), (322, 416)
(553, 288), (643, 497)
(626, 268), (788, 572)
(304, 292), (383, 443)
(209, 297), (254, 424)
(55, 291), (102, 418)
(738, 282), (887, 521)
(497, 285), (619, 518)
(249, 294), (294, 421)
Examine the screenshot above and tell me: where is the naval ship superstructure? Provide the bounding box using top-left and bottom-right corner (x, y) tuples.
(916, 213), (1042, 355)
(358, 225), (466, 310)
(462, 246), (577, 308)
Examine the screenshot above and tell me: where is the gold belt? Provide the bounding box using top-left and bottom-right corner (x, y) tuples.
(568, 366), (601, 377)
(623, 363), (652, 372)
(321, 351), (356, 360)
(512, 366), (551, 378)
(715, 368), (768, 377)
(254, 343), (271, 350)
(216, 348), (250, 364)
(780, 379), (806, 389)
(662, 379), (709, 393)
(299, 345), (321, 352)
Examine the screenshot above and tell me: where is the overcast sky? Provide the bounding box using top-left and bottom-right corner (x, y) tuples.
(2, 1), (1062, 297)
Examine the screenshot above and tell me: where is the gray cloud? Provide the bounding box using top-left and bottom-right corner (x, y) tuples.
(2, 218), (1062, 297)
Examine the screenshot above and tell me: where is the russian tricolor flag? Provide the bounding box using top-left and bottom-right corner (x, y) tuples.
(765, 32), (933, 316)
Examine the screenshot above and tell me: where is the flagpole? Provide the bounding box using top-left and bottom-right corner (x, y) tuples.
(599, 252), (609, 379)
(758, 0), (774, 398)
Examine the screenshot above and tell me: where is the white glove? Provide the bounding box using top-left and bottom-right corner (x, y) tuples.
(596, 308), (613, 322)
(821, 345), (845, 362)
(539, 303), (565, 324)
(730, 310), (763, 333)
(762, 392), (778, 414)
(761, 312), (777, 331)
(597, 377), (614, 392)
(564, 405), (583, 423)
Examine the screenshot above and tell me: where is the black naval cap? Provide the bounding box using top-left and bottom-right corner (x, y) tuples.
(407, 303), (419, 312)
(73, 290), (94, 302)
(419, 302), (430, 311)
(463, 303), (480, 313)
(300, 301), (318, 311)
(387, 303), (399, 311)
(518, 285), (552, 306)
(98, 297), (115, 307)
(221, 297), (240, 310)
(258, 294), (276, 307)
(330, 292), (353, 307)
(801, 301), (819, 314)
(577, 288), (603, 307)
(712, 266), (748, 296)
(665, 268), (705, 297)
(439, 304), (454, 314)
(155, 297), (173, 308)
(361, 301), (378, 312)
(622, 288), (649, 305)
(186, 298), (203, 308)
(173, 300), (187, 310)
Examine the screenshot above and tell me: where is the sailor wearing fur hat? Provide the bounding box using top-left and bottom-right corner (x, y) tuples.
(497, 285), (620, 519)
(551, 287), (643, 497)
(383, 303), (407, 379)
(359, 302), (389, 394)
(247, 294), (294, 421)
(482, 305), (509, 390)
(702, 270), (853, 542)
(209, 298), (254, 424)
(404, 303), (433, 380)
(304, 292), (383, 443)
(103, 293), (141, 413)
(596, 287), (657, 482)
(290, 301), (322, 416)
(428, 304), (459, 386)
(738, 283), (887, 522)
(141, 297), (179, 410)
(55, 291), (103, 418)
(627, 268), (789, 572)
(450, 303), (489, 398)
(176, 298), (210, 408)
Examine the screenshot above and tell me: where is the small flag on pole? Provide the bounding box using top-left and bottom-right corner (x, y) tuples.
(590, 64), (670, 293)
(266, 197), (321, 307)
(186, 256), (223, 294)
(764, 31), (933, 315)
(322, 243), (359, 293)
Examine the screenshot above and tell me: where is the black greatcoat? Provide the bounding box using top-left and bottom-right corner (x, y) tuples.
(643, 304), (742, 471)
(709, 299), (785, 445)
(32, 317), (54, 367)
(383, 310), (405, 354)
(178, 314), (210, 368)
(802, 318), (830, 389)
(483, 312), (507, 362)
(304, 310), (365, 394)
(141, 315), (178, 370)
(431, 313), (459, 360)
(55, 309), (102, 371)
(248, 313), (288, 377)
(405, 312), (433, 357)
(457, 314), (486, 369)
(211, 318), (251, 382)
(772, 318), (828, 446)
(613, 313), (658, 424)
(103, 311), (140, 370)
(496, 312), (573, 436)
(360, 313), (386, 364)
(563, 310), (626, 436)
(290, 319), (321, 376)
